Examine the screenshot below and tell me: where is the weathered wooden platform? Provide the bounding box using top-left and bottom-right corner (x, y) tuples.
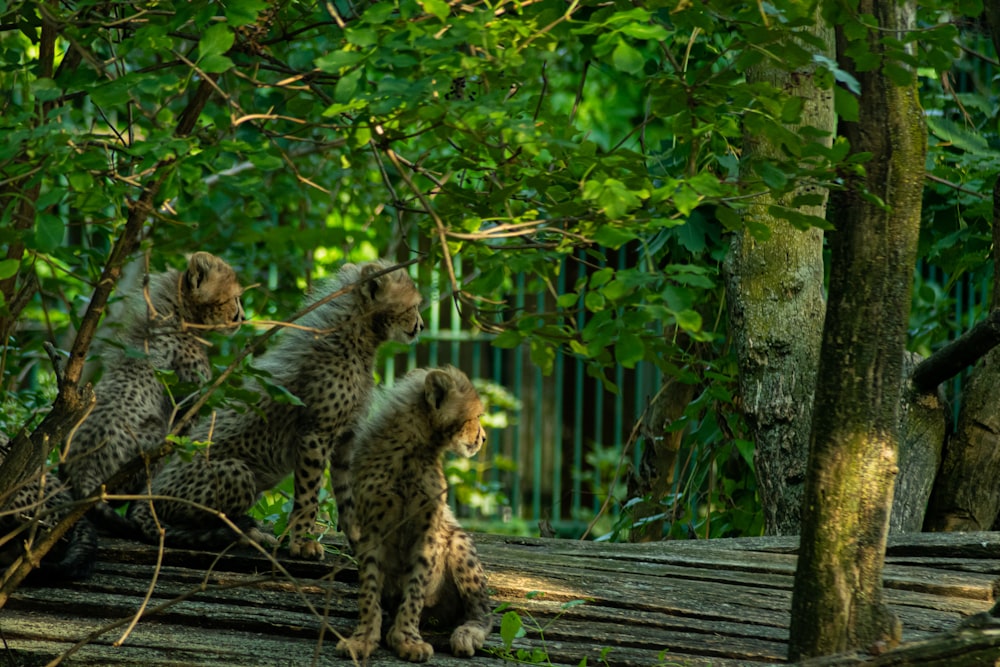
(3, 531), (1000, 666)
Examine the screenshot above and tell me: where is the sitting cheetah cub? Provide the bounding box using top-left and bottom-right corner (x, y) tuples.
(337, 366), (493, 663)
(60, 252), (244, 533)
(129, 260), (423, 558)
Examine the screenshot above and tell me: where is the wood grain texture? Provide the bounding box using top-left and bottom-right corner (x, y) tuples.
(3, 532), (999, 666)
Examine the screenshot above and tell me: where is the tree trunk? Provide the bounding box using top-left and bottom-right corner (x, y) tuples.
(788, 1), (926, 660)
(922, 11), (1000, 531)
(890, 353), (947, 533)
(626, 378), (696, 542)
(723, 6), (833, 536)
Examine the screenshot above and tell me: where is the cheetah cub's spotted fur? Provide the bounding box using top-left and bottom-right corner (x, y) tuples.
(0, 433), (98, 583)
(129, 260), (423, 558)
(60, 252), (244, 533)
(337, 366), (493, 663)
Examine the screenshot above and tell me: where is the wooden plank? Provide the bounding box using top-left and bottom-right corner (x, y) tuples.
(3, 534), (998, 666)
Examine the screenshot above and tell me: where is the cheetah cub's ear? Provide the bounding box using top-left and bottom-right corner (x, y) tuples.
(183, 251), (218, 291)
(424, 369), (455, 411)
(358, 261), (386, 301)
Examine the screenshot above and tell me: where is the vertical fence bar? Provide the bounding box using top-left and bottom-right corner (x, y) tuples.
(511, 273), (525, 518)
(429, 264), (441, 368)
(553, 265), (566, 523)
(573, 250), (585, 521)
(593, 374), (604, 514)
(491, 338), (503, 511)
(533, 290), (544, 523)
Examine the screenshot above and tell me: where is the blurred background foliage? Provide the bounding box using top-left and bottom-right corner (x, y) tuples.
(0, 0), (996, 541)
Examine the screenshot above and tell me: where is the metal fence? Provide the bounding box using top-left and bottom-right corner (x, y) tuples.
(380, 251), (664, 533)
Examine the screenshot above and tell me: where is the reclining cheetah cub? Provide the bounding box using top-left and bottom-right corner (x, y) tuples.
(61, 252), (245, 533)
(128, 260), (423, 558)
(0, 432), (97, 583)
(337, 366), (493, 662)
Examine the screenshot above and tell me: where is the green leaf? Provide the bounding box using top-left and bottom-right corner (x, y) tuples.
(31, 78), (61, 102)
(614, 331), (644, 368)
(583, 178), (644, 220)
(601, 279), (632, 302)
(556, 293), (578, 308)
(756, 162), (788, 190)
(590, 268), (614, 288)
(530, 339), (555, 375)
(492, 329), (522, 349)
(592, 225), (637, 248)
(499, 611), (525, 649)
(34, 214), (64, 254)
(0, 259), (18, 280)
(813, 53), (860, 95)
(584, 291), (606, 312)
(334, 68), (364, 104)
(883, 61), (914, 87)
(225, 0), (268, 27)
(716, 206), (742, 231)
(675, 309), (702, 332)
(926, 116), (991, 153)
(315, 50), (366, 73)
(200, 54), (234, 73)
(735, 439), (755, 472)
(673, 184), (700, 216)
(419, 0), (450, 21)
(611, 40), (644, 74)
(90, 79), (131, 107)
(362, 2), (396, 23)
(199, 23), (234, 60)
(618, 23), (668, 41)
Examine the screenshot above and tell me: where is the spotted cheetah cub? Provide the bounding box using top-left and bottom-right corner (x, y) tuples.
(337, 366), (493, 663)
(0, 433), (97, 583)
(60, 252), (244, 532)
(129, 260), (423, 558)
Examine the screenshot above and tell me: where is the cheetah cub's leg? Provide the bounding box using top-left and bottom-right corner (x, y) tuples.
(289, 432), (332, 560)
(328, 430), (360, 546)
(386, 537), (436, 662)
(446, 529), (492, 657)
(336, 536), (383, 660)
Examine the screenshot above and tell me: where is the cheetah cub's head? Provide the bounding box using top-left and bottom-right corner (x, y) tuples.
(179, 252), (245, 334)
(424, 366), (486, 458)
(355, 260), (424, 344)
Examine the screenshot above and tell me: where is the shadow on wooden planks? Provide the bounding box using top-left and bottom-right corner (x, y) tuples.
(2, 531), (999, 666)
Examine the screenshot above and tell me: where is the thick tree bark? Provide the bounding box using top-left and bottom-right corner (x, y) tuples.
(723, 5), (833, 536)
(890, 353), (946, 533)
(788, 1), (926, 660)
(924, 183), (1000, 532)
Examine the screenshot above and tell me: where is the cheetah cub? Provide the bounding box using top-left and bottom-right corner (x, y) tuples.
(129, 260), (423, 558)
(0, 432), (98, 583)
(337, 366), (493, 663)
(61, 252), (244, 533)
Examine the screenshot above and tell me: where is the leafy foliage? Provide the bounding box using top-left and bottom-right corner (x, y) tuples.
(0, 0), (994, 542)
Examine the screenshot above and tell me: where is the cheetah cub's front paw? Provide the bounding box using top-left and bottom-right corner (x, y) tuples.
(450, 624), (487, 657)
(336, 634), (377, 660)
(388, 627), (433, 662)
(289, 537), (325, 560)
